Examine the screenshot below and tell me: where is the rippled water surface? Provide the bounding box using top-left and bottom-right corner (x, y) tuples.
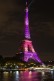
(0, 71), (54, 81)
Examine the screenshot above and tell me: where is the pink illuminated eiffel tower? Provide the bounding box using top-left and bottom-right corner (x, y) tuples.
(18, 0), (44, 65)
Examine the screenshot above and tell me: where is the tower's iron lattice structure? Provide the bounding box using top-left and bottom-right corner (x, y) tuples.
(18, 0), (44, 65)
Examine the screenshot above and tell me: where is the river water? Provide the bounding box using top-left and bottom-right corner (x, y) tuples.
(0, 70), (54, 81)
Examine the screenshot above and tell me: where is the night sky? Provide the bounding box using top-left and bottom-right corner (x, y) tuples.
(0, 0), (54, 61)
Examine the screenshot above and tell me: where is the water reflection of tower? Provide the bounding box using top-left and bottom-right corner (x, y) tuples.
(17, 0), (43, 65)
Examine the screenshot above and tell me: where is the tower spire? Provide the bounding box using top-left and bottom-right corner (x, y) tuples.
(24, 0), (31, 39)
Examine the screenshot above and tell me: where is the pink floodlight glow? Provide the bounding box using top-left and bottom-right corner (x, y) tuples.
(26, 7), (28, 12)
(25, 18), (29, 25)
(23, 39), (43, 64)
(20, 0), (44, 65)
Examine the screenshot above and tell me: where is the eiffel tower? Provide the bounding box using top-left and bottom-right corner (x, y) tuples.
(18, 0), (44, 65)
